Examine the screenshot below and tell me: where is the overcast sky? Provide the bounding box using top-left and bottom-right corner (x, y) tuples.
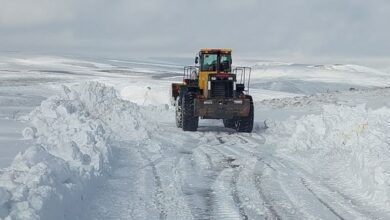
(0, 0), (389, 61)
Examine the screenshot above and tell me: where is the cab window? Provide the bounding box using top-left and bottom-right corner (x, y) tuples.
(220, 54), (232, 72)
(200, 54), (218, 71)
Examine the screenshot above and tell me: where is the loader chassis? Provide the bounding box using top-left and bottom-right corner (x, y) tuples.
(194, 98), (251, 119)
(171, 49), (254, 132)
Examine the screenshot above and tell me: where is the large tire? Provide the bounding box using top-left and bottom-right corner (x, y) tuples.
(182, 93), (199, 131)
(175, 98), (182, 128)
(235, 95), (254, 133)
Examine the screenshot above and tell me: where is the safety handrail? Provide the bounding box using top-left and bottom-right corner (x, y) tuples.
(233, 67), (252, 93)
(183, 66), (199, 80)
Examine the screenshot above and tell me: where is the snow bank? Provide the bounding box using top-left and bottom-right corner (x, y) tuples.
(265, 105), (390, 210)
(0, 82), (156, 220)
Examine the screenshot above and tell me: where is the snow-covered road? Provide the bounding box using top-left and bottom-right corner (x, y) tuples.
(77, 91), (390, 220)
(1, 55), (390, 220)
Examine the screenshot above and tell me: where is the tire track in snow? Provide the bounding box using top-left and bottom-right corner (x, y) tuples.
(224, 135), (354, 219)
(323, 184), (390, 219)
(235, 136), (372, 219)
(215, 139), (283, 220)
(277, 156), (387, 219)
(237, 143), (336, 219)
(177, 149), (214, 220)
(150, 130), (215, 220)
(254, 173), (283, 220)
(142, 128), (202, 220)
(211, 168), (243, 219)
(207, 135), (266, 220)
(138, 148), (167, 220)
(206, 145), (249, 219)
(179, 132), (238, 219)
(196, 147), (214, 170)
(220, 135), (327, 219)
(247, 124), (390, 219)
(300, 178), (346, 220)
(185, 132), (252, 219)
(203, 132), (288, 219)
(231, 170), (249, 220)
(80, 142), (161, 220)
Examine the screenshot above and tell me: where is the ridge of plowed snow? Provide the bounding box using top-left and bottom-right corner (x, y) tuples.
(265, 104), (390, 213)
(0, 82), (160, 220)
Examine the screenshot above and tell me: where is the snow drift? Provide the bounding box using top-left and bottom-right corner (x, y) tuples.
(0, 82), (157, 220)
(265, 104), (390, 211)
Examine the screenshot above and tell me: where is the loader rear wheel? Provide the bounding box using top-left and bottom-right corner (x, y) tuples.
(182, 93), (198, 131)
(175, 98), (182, 128)
(235, 95), (254, 133)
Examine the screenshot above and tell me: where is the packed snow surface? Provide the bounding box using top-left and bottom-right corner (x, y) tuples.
(1, 55), (390, 219)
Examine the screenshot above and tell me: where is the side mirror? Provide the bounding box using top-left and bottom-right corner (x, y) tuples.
(195, 56), (199, 64)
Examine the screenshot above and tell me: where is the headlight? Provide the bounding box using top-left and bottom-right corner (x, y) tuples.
(228, 76), (233, 80)
(211, 77), (217, 80)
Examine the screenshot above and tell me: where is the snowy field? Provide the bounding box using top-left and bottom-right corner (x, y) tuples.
(1, 54), (390, 219)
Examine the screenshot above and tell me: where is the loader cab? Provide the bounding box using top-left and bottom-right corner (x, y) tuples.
(196, 49), (233, 95)
(197, 49), (232, 73)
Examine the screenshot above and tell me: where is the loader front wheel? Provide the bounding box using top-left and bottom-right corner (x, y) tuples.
(182, 93), (198, 131)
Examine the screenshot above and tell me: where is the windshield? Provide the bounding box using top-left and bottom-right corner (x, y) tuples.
(220, 54), (232, 72)
(200, 54), (218, 71)
(200, 53), (231, 72)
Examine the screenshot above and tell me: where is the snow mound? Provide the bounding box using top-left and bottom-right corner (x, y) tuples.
(266, 104), (390, 210)
(0, 82), (155, 220)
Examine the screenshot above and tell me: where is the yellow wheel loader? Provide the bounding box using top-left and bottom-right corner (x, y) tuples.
(171, 49), (253, 132)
